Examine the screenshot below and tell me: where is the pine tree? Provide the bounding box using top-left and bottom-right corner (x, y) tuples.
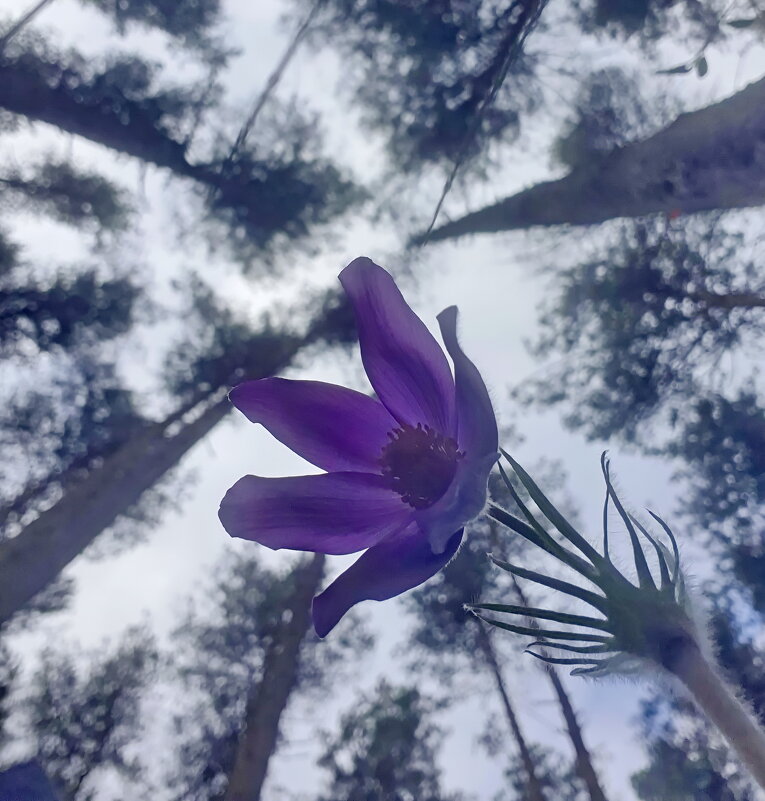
(316, 680), (465, 801)
(18, 626), (158, 801)
(169, 551), (372, 801)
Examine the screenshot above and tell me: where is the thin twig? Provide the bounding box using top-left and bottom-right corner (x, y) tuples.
(419, 0), (547, 248)
(224, 0), (324, 167)
(0, 0), (57, 52)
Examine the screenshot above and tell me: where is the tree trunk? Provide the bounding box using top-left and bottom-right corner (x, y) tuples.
(511, 578), (609, 801)
(476, 625), (547, 801)
(416, 76), (765, 244)
(0, 57), (199, 179)
(0, 337), (304, 627)
(689, 290), (765, 310)
(223, 553), (325, 801)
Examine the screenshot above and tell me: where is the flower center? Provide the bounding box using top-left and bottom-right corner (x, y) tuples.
(379, 423), (462, 509)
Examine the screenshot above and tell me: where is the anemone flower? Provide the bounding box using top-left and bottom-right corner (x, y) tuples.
(219, 257), (498, 637)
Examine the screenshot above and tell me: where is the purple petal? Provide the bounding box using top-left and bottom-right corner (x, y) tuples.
(219, 472), (413, 555)
(340, 258), (456, 434)
(436, 306), (498, 458)
(311, 526), (463, 637)
(230, 378), (397, 473)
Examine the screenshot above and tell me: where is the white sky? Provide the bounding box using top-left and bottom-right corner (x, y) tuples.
(3, 1), (765, 799)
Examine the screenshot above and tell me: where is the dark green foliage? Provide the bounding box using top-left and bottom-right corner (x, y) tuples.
(297, 0), (542, 174)
(0, 269), (141, 357)
(669, 391), (765, 545)
(495, 743), (585, 801)
(406, 520), (498, 676)
(316, 681), (464, 801)
(82, 0), (224, 55)
(0, 230), (19, 277)
(522, 217), (765, 442)
(0, 356), (145, 535)
(0, 159), (130, 231)
(0, 42), (359, 268)
(25, 627), (157, 801)
(169, 552), (372, 801)
(0, 639), (17, 749)
(201, 110), (363, 267)
(162, 277), (301, 403)
(553, 68), (669, 169)
(571, 0), (727, 44)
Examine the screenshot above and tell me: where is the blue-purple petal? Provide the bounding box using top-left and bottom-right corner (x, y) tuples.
(219, 472), (413, 555)
(340, 258), (456, 434)
(436, 306), (498, 458)
(230, 378), (397, 473)
(311, 526), (464, 637)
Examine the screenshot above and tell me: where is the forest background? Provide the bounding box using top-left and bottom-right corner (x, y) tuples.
(1, 1), (765, 800)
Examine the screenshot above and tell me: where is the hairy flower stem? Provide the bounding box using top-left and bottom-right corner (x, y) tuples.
(670, 641), (765, 790)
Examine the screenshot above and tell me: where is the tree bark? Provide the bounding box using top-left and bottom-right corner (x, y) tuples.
(0, 57), (200, 179)
(689, 290), (765, 310)
(0, 337), (305, 627)
(416, 76), (765, 244)
(511, 577), (609, 801)
(223, 553), (325, 801)
(476, 625), (547, 801)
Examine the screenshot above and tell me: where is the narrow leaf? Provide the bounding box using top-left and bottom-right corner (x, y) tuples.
(602, 462), (656, 590)
(526, 651), (603, 667)
(489, 556), (609, 613)
(495, 467), (597, 580)
(528, 640), (616, 655)
(601, 452), (612, 562)
(629, 515), (672, 590)
(471, 613), (610, 642)
(647, 510), (681, 584)
(470, 603), (611, 631)
(502, 450), (606, 568)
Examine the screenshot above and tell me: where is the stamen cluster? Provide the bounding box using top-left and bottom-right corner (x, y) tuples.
(380, 423), (462, 509)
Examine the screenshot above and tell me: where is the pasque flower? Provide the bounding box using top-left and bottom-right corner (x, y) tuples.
(219, 257), (498, 637)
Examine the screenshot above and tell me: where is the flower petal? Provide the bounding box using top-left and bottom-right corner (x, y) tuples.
(218, 472), (412, 554)
(311, 526), (463, 637)
(230, 378), (397, 473)
(340, 257), (455, 433)
(436, 306), (498, 458)
(417, 457), (495, 553)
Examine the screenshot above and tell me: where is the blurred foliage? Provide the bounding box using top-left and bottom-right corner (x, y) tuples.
(0, 356), (145, 536)
(552, 67), (673, 169)
(0, 269), (141, 358)
(0, 639), (17, 750)
(18, 627), (157, 801)
(168, 551), (373, 801)
(316, 680), (464, 801)
(0, 159), (130, 232)
(495, 743), (585, 801)
(295, 0), (543, 176)
(0, 39), (359, 269)
(570, 0), (732, 46)
(669, 390), (765, 547)
(521, 216), (765, 442)
(82, 0), (225, 57)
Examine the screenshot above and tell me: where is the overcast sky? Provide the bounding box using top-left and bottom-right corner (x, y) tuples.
(4, 1), (765, 799)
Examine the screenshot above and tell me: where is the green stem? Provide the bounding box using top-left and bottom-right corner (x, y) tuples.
(671, 642), (765, 790)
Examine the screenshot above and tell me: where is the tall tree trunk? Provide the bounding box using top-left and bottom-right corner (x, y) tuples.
(223, 553), (325, 801)
(415, 76), (765, 244)
(689, 290), (765, 310)
(0, 337), (305, 627)
(512, 578), (609, 801)
(476, 625), (547, 801)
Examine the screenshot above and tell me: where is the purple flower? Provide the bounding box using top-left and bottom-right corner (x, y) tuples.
(218, 257), (498, 637)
